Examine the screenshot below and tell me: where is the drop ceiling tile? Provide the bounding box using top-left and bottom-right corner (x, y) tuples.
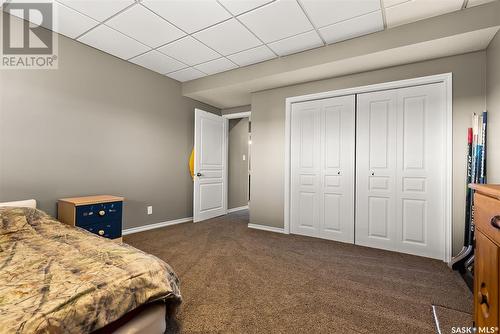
(194, 57), (237, 75)
(384, 0), (463, 28)
(158, 36), (220, 66)
(299, 0), (381, 28)
(467, 0), (497, 7)
(218, 0), (274, 15)
(142, 0), (231, 34)
(227, 45), (275, 66)
(51, 2), (99, 38)
(130, 50), (186, 74)
(105, 5), (185, 48)
(238, 0), (313, 43)
(166, 67), (206, 82)
(319, 10), (383, 44)
(77, 24), (150, 59)
(57, 0), (135, 22)
(193, 19), (261, 56)
(3, 1), (99, 38)
(268, 30), (323, 56)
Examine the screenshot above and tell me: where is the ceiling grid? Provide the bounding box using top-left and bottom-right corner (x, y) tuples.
(2, 0), (494, 82)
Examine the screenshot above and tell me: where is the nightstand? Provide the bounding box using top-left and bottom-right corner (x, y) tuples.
(58, 195), (124, 242)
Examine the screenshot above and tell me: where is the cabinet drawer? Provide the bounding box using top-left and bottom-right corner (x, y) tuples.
(475, 193), (500, 245)
(79, 220), (121, 239)
(474, 232), (499, 328)
(75, 202), (122, 226)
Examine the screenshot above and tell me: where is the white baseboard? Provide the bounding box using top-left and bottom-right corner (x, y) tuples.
(123, 217), (192, 235)
(227, 205), (249, 213)
(247, 223), (285, 234)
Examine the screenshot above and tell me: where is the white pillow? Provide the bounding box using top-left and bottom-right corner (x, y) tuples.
(0, 199), (37, 209)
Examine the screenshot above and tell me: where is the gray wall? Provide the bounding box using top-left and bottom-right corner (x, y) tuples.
(250, 51), (487, 255)
(487, 31), (500, 183)
(228, 118), (249, 209)
(0, 24), (219, 229)
(221, 105), (251, 115)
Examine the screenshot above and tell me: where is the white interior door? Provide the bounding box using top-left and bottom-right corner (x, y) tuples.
(194, 109), (227, 222)
(356, 83), (446, 259)
(290, 95), (355, 243)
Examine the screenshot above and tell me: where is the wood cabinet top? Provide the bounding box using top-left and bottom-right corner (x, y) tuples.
(470, 184), (500, 200)
(58, 195), (124, 206)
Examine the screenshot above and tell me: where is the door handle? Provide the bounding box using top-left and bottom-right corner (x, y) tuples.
(491, 216), (500, 229)
(196, 172), (203, 177)
(370, 171), (375, 176)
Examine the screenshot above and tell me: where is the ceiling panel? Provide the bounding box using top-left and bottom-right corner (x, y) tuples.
(384, 0), (463, 28)
(166, 67), (206, 82)
(194, 57), (237, 75)
(77, 24), (150, 60)
(158, 36), (220, 66)
(4, 1), (99, 39)
(319, 10), (384, 44)
(130, 50), (186, 74)
(268, 30), (323, 56)
(50, 2), (99, 38)
(142, 0), (231, 34)
(105, 5), (185, 48)
(58, 0), (135, 22)
(299, 0), (381, 28)
(238, 0), (313, 43)
(227, 45), (276, 66)
(467, 0), (497, 7)
(193, 18), (261, 56)
(218, 0), (274, 15)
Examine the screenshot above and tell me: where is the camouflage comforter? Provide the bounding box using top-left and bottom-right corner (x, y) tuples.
(0, 207), (181, 334)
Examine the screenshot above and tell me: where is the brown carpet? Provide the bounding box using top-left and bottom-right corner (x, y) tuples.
(432, 305), (472, 334)
(125, 210), (472, 334)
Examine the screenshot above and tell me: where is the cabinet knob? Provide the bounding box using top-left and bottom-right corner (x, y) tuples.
(478, 282), (490, 319)
(98, 230), (105, 236)
(490, 216), (500, 229)
(98, 210), (106, 216)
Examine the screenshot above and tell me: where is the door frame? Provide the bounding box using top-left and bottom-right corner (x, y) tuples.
(284, 73), (453, 262)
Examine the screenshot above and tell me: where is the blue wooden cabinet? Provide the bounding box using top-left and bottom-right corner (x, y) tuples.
(58, 195), (124, 241)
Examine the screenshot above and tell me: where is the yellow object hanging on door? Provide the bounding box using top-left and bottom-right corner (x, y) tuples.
(189, 148), (195, 180)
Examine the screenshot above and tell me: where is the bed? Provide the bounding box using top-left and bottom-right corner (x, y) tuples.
(0, 206), (181, 334)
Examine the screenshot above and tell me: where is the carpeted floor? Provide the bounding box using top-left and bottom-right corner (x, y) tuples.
(125, 210), (472, 334)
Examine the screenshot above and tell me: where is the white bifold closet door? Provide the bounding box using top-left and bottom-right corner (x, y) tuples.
(290, 95), (355, 243)
(355, 83), (446, 259)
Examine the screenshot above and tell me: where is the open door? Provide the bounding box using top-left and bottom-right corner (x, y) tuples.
(193, 109), (227, 222)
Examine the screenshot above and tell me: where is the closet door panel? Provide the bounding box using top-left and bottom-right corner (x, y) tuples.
(356, 83), (446, 260)
(320, 96), (355, 242)
(290, 95), (355, 243)
(395, 83), (446, 259)
(356, 90), (398, 249)
(291, 102), (321, 237)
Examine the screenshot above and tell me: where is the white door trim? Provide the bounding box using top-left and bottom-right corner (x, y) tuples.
(284, 73), (453, 262)
(223, 111), (251, 119)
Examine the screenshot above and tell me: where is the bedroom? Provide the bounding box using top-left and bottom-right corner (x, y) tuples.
(1, 0), (500, 333)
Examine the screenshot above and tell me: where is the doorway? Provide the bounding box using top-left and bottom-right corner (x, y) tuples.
(193, 109), (250, 223)
(225, 111), (251, 213)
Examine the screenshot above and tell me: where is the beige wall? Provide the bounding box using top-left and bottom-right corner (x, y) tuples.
(228, 118), (249, 209)
(0, 20), (219, 229)
(250, 51), (487, 255)
(487, 31), (500, 183)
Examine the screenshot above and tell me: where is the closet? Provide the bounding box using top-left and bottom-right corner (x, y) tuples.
(289, 82), (447, 260)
